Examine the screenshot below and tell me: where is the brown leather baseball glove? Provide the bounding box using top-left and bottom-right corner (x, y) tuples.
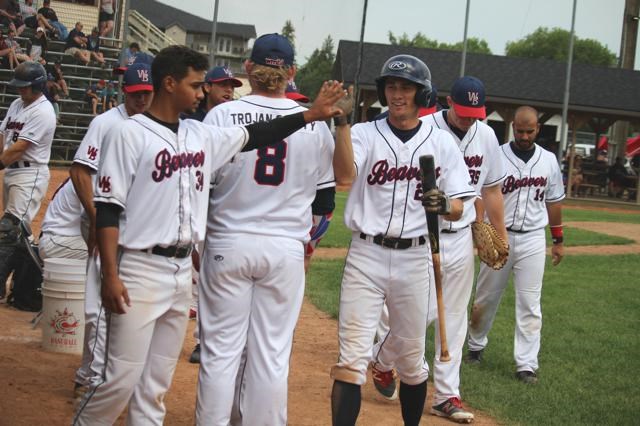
(471, 222), (509, 270)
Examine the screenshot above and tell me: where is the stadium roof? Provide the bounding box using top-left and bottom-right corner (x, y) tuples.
(333, 40), (640, 121)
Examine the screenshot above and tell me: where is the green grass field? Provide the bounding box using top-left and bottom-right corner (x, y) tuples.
(563, 207), (640, 224)
(306, 254), (640, 426)
(321, 192), (635, 248)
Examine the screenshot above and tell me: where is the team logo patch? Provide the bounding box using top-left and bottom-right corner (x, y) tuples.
(87, 145), (98, 161)
(98, 176), (111, 193)
(388, 61), (407, 71)
(137, 69), (150, 82)
(264, 57), (285, 66)
(49, 307), (80, 335)
(214, 255), (224, 261)
(467, 91), (480, 105)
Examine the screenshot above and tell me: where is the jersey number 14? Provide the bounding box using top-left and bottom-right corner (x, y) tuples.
(254, 141), (287, 186)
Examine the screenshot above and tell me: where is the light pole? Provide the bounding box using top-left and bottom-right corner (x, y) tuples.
(209, 0), (220, 66)
(460, 0), (471, 77)
(558, 0), (577, 163)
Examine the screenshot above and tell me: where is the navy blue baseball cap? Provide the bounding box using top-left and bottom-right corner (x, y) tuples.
(205, 66), (242, 87)
(285, 80), (309, 103)
(123, 62), (153, 93)
(450, 76), (486, 119)
(250, 33), (294, 67)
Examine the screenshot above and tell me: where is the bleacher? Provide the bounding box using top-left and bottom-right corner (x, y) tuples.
(0, 27), (123, 164)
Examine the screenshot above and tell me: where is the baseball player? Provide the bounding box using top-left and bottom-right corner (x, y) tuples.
(195, 33), (337, 426)
(465, 106), (564, 385)
(330, 54), (475, 426)
(72, 45), (346, 425)
(38, 178), (87, 260)
(68, 62), (154, 401)
(371, 76), (507, 423)
(0, 61), (55, 299)
(183, 65), (243, 364)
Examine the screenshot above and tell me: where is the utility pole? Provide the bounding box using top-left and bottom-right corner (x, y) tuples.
(209, 0), (220, 66)
(460, 0), (471, 77)
(558, 0), (577, 163)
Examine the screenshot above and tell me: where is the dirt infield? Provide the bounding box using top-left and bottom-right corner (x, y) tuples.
(1, 168), (637, 425)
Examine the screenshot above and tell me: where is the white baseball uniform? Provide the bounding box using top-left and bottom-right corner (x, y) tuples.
(423, 110), (505, 404)
(70, 104), (131, 389)
(0, 94), (55, 293)
(196, 95), (335, 426)
(332, 119), (474, 389)
(468, 142), (564, 373)
(73, 114), (249, 426)
(39, 177), (87, 260)
(1, 95), (55, 224)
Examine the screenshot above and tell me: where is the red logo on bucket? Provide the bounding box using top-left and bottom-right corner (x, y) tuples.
(49, 308), (79, 335)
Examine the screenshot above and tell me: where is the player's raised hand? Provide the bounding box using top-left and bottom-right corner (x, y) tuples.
(101, 275), (131, 314)
(303, 80), (347, 122)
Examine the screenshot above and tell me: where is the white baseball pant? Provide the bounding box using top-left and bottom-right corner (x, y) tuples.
(468, 229), (546, 372)
(73, 250), (191, 425)
(372, 227), (474, 405)
(333, 234), (430, 387)
(196, 234), (305, 426)
(38, 232), (87, 260)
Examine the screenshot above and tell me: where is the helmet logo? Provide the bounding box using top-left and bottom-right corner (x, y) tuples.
(388, 61), (407, 71)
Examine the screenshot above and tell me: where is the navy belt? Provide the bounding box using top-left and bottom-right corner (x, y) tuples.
(8, 161), (31, 169)
(507, 228), (530, 234)
(441, 225), (470, 234)
(360, 233), (426, 250)
(141, 245), (192, 258)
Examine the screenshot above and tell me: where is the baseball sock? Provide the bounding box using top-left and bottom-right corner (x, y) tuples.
(399, 380), (427, 426)
(331, 380), (361, 426)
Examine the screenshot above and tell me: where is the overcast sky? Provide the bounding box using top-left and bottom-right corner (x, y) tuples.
(158, 0), (638, 69)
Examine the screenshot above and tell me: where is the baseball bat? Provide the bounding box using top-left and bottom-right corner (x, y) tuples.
(419, 155), (450, 362)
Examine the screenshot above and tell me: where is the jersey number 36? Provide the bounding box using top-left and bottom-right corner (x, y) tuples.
(254, 141), (287, 186)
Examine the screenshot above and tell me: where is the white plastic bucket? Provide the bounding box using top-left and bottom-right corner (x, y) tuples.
(41, 258), (87, 354)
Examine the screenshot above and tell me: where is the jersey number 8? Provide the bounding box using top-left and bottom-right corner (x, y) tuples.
(254, 140), (287, 186)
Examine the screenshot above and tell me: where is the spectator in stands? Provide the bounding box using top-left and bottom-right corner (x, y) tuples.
(37, 0), (68, 40)
(65, 21), (91, 65)
(19, 0), (38, 30)
(597, 149), (608, 162)
(608, 156), (630, 198)
(571, 155), (584, 196)
(29, 26), (48, 65)
(0, 29), (18, 69)
(98, 0), (115, 37)
(119, 41), (139, 66)
(47, 60), (68, 97)
(103, 80), (117, 110)
(6, 28), (29, 63)
(85, 79), (106, 115)
(44, 73), (61, 123)
(86, 26), (105, 66)
(0, 0), (25, 36)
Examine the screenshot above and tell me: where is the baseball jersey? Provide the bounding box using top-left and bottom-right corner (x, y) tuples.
(422, 111), (506, 229)
(501, 143), (565, 231)
(74, 104), (129, 173)
(94, 114), (248, 249)
(0, 95), (56, 164)
(344, 119), (475, 239)
(204, 95), (335, 243)
(41, 178), (83, 236)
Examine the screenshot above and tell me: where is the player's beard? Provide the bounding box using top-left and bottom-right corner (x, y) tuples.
(514, 138), (535, 151)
